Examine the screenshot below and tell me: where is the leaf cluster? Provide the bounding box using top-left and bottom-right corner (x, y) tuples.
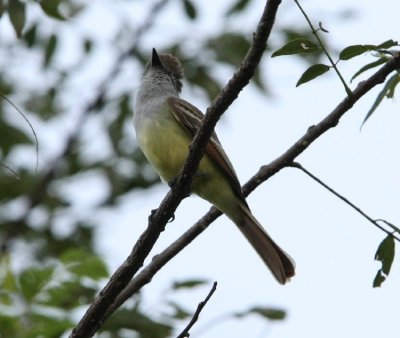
(273, 34), (399, 125)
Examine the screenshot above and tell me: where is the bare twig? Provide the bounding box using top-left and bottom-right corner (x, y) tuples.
(101, 52), (400, 316)
(0, 94), (39, 173)
(176, 282), (218, 338)
(375, 219), (400, 234)
(0, 162), (20, 179)
(69, 1), (281, 337)
(290, 162), (400, 241)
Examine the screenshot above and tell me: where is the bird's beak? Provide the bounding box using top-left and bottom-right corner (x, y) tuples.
(151, 48), (164, 69)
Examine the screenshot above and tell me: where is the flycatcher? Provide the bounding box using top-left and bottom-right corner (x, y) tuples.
(133, 49), (295, 284)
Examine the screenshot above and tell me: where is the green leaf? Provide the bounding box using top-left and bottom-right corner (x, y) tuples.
(296, 63), (330, 87)
(226, 0), (251, 16)
(340, 40), (398, 60)
(0, 169), (36, 200)
(43, 34), (58, 68)
(167, 301), (191, 320)
(0, 257), (17, 306)
(103, 308), (172, 337)
(8, 0), (26, 38)
(41, 281), (97, 308)
(60, 249), (108, 280)
(187, 64), (221, 101)
(27, 313), (73, 338)
(0, 314), (22, 338)
(350, 57), (387, 82)
(39, 0), (65, 20)
(339, 45), (373, 60)
(373, 272), (386, 288)
(83, 38), (93, 54)
(271, 38), (319, 57)
(0, 0), (6, 18)
(2, 268), (18, 294)
(375, 39), (398, 50)
(249, 307), (286, 321)
(375, 236), (395, 275)
(172, 279), (208, 290)
(23, 24), (38, 48)
(182, 0), (197, 20)
(235, 307), (286, 321)
(252, 68), (268, 92)
(373, 236), (395, 287)
(19, 267), (54, 302)
(385, 74), (400, 99)
(361, 73), (400, 127)
(207, 33), (250, 65)
(0, 118), (32, 156)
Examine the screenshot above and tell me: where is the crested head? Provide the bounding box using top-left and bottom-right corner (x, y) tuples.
(143, 48), (184, 93)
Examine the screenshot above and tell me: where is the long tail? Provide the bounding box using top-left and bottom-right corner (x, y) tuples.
(235, 204), (295, 284)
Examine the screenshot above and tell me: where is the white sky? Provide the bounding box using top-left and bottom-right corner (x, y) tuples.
(3, 0), (400, 337)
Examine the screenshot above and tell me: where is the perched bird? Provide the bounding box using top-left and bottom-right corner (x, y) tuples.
(133, 48), (295, 284)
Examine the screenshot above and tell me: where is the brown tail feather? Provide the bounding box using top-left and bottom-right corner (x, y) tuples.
(236, 205), (295, 284)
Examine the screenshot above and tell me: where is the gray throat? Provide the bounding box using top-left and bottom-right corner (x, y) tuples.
(134, 70), (180, 125)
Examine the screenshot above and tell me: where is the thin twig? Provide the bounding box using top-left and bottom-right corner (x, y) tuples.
(0, 94), (39, 173)
(0, 163), (20, 179)
(69, 1), (281, 337)
(376, 219), (400, 234)
(291, 162), (400, 241)
(293, 0), (352, 96)
(176, 282), (218, 338)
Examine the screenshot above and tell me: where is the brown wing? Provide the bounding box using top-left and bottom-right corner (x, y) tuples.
(167, 96), (248, 207)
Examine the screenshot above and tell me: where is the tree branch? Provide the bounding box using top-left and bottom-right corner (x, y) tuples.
(98, 52), (400, 319)
(69, 1), (282, 337)
(176, 282), (218, 338)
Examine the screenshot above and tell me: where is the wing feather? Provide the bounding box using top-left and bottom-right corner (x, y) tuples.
(166, 96), (248, 207)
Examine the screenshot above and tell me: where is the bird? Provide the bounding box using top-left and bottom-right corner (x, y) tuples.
(133, 48), (295, 284)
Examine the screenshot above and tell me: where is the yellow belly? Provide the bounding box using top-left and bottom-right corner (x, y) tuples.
(137, 116), (192, 183)
(136, 114), (241, 220)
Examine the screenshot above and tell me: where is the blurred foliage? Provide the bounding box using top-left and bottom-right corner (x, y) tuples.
(0, 0), (296, 336)
(0, 249), (217, 338)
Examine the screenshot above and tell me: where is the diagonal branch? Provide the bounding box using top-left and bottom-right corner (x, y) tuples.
(99, 52), (400, 317)
(69, 1), (282, 337)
